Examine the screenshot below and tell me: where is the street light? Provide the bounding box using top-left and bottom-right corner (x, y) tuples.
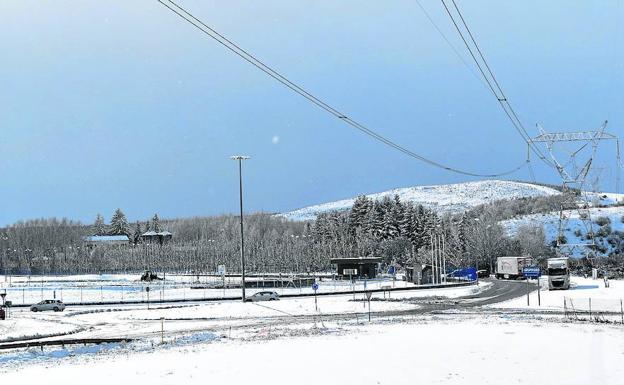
(231, 155), (250, 302)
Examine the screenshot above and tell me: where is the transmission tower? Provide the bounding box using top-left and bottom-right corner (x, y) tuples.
(532, 121), (619, 261)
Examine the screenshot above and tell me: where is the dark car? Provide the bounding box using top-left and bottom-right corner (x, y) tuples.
(477, 270), (489, 278)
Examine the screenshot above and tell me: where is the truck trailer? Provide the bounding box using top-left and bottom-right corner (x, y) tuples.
(547, 257), (570, 290)
(496, 256), (534, 279)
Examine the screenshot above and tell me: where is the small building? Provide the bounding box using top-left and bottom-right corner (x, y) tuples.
(84, 235), (130, 248)
(330, 257), (382, 279)
(140, 230), (173, 245)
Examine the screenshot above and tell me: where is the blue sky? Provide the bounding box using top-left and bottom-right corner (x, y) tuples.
(0, 0), (622, 225)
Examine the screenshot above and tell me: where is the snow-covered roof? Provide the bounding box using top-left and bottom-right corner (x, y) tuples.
(141, 231), (173, 237)
(84, 235), (130, 242)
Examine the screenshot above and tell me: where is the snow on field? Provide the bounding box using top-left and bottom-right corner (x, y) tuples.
(0, 316), (81, 343)
(494, 276), (624, 314)
(1, 281), (485, 343)
(279, 180), (561, 221)
(0, 274), (434, 305)
(2, 316), (623, 385)
(501, 205), (624, 256)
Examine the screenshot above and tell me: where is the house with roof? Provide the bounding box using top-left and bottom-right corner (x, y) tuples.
(84, 235), (130, 248)
(140, 230), (173, 245)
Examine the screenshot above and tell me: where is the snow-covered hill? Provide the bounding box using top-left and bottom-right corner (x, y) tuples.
(279, 180), (562, 221)
(501, 205), (624, 257)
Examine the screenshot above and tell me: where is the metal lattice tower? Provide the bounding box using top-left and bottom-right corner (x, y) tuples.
(532, 121), (619, 261)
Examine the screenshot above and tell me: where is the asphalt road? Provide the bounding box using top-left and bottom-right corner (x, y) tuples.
(1, 278), (536, 347)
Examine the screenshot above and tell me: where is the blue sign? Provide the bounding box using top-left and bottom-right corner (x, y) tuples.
(523, 267), (541, 278)
(387, 266), (396, 275)
(312, 283), (319, 291)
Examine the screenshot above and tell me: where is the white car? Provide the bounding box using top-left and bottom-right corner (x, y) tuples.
(245, 291), (279, 302)
(30, 300), (66, 312)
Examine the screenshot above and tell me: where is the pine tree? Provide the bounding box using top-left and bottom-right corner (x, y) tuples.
(151, 214), (161, 233)
(93, 213), (106, 236)
(109, 208), (130, 236)
(349, 195), (371, 230)
(133, 221), (142, 243)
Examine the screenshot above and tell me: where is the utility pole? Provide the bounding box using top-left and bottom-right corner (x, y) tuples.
(231, 155), (250, 302)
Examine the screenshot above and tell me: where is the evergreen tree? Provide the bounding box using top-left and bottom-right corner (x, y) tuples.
(132, 221), (142, 243)
(151, 214), (161, 233)
(349, 195), (371, 231)
(93, 213), (106, 236)
(109, 208), (130, 236)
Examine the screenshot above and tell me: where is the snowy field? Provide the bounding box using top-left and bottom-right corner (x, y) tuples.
(279, 180), (561, 221)
(495, 276), (624, 320)
(1, 315), (622, 385)
(2, 278), (623, 384)
(0, 281), (486, 343)
(0, 273), (428, 305)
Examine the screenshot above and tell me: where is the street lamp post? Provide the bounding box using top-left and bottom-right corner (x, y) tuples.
(231, 155), (250, 302)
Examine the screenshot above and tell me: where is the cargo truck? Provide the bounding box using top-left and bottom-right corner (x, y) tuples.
(547, 257), (570, 290)
(496, 256), (534, 279)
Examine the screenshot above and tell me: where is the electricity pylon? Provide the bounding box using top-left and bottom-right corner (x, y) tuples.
(532, 121), (618, 261)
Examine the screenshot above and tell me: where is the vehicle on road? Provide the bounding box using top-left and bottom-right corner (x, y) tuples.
(496, 256), (533, 279)
(245, 291), (279, 302)
(547, 257), (570, 290)
(477, 270), (489, 278)
(30, 300), (66, 312)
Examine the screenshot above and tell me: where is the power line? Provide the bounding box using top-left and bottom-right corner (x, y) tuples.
(157, 0), (528, 178)
(440, 0), (554, 169)
(413, 0), (489, 90)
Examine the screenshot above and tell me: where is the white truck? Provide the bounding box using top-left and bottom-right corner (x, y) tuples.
(547, 257), (570, 290)
(496, 256), (534, 279)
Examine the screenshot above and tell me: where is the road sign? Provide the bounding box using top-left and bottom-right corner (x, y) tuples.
(366, 291), (372, 300)
(218, 265), (226, 275)
(343, 268), (358, 275)
(312, 283), (319, 291)
(523, 267), (541, 278)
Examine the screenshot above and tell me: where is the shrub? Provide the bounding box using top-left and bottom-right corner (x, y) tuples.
(595, 216), (611, 226)
(596, 225), (612, 238)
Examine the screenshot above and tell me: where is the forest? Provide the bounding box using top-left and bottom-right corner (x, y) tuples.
(0, 193), (559, 275)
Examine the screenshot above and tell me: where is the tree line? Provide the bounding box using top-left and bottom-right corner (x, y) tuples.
(0, 195), (555, 276)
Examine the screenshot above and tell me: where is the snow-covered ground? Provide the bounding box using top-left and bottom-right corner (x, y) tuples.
(279, 180), (561, 221)
(495, 276), (624, 317)
(502, 205), (624, 256)
(2, 315), (622, 385)
(0, 273), (446, 305)
(0, 280), (486, 343)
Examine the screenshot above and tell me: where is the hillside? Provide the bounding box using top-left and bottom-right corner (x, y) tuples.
(279, 180), (562, 221)
(502, 205), (624, 257)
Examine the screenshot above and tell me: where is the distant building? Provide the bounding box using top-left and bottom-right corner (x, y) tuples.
(84, 235), (130, 248)
(140, 230), (173, 245)
(330, 257), (382, 278)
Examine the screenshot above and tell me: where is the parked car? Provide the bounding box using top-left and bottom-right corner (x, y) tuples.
(30, 300), (66, 312)
(477, 270), (489, 278)
(245, 291), (279, 302)
(0, 307), (5, 320)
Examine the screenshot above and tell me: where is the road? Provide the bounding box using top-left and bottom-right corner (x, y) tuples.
(1, 278), (536, 348)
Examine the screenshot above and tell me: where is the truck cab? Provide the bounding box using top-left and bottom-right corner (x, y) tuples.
(547, 257), (570, 290)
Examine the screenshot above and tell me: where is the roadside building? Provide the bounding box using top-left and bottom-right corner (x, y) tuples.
(330, 257), (382, 279)
(84, 235), (130, 248)
(140, 230), (173, 245)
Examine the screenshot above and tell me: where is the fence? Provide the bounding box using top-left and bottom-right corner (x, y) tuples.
(564, 297), (624, 324)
